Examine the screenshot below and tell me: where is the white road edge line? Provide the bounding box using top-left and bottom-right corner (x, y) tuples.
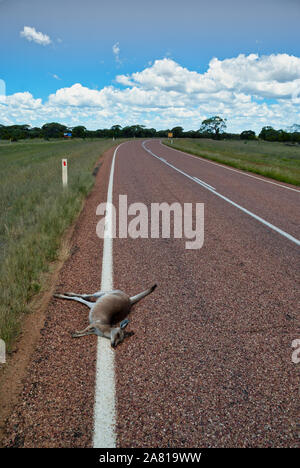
(93, 142), (125, 448)
(143, 141), (300, 247)
(159, 140), (300, 193)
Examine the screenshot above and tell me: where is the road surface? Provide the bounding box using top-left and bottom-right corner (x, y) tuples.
(3, 140), (299, 447)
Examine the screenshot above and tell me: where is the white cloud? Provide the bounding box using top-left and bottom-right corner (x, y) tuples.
(206, 54), (300, 99)
(117, 54), (300, 100)
(0, 79), (5, 100)
(5, 92), (42, 109)
(20, 26), (52, 46)
(48, 83), (107, 107)
(112, 43), (120, 56)
(1, 54), (300, 132)
(112, 42), (121, 64)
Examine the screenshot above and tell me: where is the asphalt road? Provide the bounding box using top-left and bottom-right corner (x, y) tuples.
(3, 140), (299, 447)
(113, 140), (299, 447)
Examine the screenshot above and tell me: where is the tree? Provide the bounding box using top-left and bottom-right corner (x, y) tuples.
(199, 116), (227, 139)
(171, 126), (184, 138)
(42, 122), (68, 139)
(240, 130), (256, 140)
(29, 127), (42, 138)
(156, 129), (169, 137)
(72, 126), (86, 138)
(110, 125), (122, 138)
(121, 125), (145, 138)
(132, 125), (146, 137)
(143, 127), (156, 138)
(0, 124), (30, 140)
(259, 126), (279, 141)
(287, 124), (300, 133)
(184, 130), (199, 138)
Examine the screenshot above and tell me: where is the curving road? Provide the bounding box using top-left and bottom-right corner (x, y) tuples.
(3, 139), (299, 448)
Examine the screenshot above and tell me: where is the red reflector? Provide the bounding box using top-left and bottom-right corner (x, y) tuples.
(63, 161), (66, 166)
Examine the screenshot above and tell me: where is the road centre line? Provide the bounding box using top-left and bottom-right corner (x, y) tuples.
(93, 142), (127, 448)
(193, 176), (216, 191)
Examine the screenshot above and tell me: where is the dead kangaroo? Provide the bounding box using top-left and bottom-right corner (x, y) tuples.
(54, 284), (157, 348)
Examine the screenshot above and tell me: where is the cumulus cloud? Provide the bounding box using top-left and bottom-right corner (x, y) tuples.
(48, 83), (107, 107)
(117, 54), (300, 100)
(207, 54), (300, 99)
(1, 54), (300, 132)
(20, 26), (52, 46)
(5, 92), (42, 109)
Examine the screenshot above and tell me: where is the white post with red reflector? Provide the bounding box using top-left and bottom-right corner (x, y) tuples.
(62, 158), (68, 187)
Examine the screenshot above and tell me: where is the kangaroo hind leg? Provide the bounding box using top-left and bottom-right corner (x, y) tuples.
(72, 324), (97, 338)
(53, 294), (94, 309)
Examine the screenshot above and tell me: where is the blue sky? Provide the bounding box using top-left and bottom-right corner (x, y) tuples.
(1, 0), (300, 132)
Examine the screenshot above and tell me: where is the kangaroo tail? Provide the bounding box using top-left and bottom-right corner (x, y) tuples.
(130, 284), (157, 305)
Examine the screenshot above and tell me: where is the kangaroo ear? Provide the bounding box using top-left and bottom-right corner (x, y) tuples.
(120, 319), (129, 330)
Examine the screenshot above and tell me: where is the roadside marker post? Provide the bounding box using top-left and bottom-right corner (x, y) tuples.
(0, 338), (5, 364)
(62, 158), (68, 187)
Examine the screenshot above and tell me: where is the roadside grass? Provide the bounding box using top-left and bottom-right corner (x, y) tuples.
(163, 138), (300, 186)
(0, 138), (124, 351)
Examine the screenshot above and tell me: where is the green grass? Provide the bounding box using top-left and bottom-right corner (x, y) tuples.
(163, 138), (300, 186)
(0, 138), (125, 351)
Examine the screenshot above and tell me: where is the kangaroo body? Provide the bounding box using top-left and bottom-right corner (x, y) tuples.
(54, 284), (157, 347)
(88, 290), (131, 326)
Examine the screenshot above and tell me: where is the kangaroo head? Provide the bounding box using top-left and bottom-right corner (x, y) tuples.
(110, 327), (125, 348)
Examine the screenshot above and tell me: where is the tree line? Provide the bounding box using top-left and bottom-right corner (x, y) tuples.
(1, 117), (300, 143)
